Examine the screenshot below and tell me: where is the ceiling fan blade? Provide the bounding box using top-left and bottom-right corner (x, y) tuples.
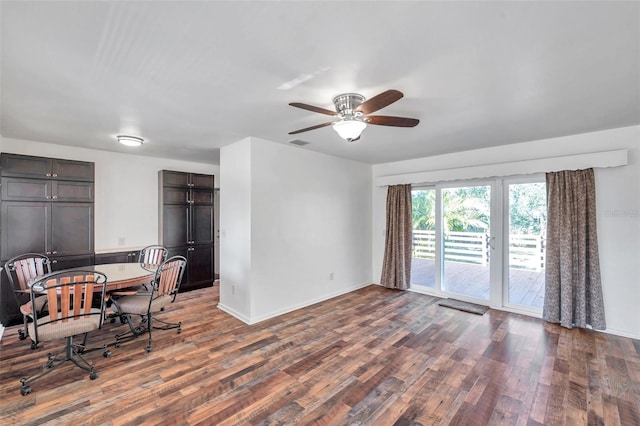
(288, 121), (335, 135)
(366, 115), (420, 127)
(289, 102), (338, 116)
(356, 89), (404, 114)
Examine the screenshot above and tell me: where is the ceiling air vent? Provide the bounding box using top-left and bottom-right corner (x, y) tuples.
(289, 139), (310, 146)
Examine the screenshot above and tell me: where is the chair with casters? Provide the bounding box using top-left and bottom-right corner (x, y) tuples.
(135, 245), (169, 292)
(113, 255), (186, 353)
(138, 245), (168, 268)
(19, 270), (110, 396)
(4, 253), (52, 347)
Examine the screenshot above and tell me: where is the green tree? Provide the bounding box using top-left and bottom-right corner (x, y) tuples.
(412, 189), (435, 230)
(509, 183), (547, 234)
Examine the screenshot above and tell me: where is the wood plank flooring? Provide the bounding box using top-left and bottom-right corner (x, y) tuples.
(1, 284), (638, 425)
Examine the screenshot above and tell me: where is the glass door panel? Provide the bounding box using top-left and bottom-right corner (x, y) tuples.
(507, 182), (546, 309)
(411, 188), (436, 288)
(442, 185), (491, 300)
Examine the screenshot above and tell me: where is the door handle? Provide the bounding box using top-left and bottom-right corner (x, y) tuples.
(487, 236), (495, 250)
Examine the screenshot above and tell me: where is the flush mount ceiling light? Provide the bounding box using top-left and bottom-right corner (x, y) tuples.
(332, 120), (367, 142)
(117, 135), (144, 147)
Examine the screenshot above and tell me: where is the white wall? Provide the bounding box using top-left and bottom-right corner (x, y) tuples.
(1, 137), (220, 252)
(218, 139), (252, 321)
(219, 137), (372, 323)
(372, 125), (640, 339)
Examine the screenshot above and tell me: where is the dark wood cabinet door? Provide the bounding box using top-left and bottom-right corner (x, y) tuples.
(53, 181), (94, 202)
(94, 251), (138, 264)
(184, 245), (214, 291)
(51, 203), (94, 256)
(0, 154), (94, 181)
(191, 205), (214, 245)
(50, 254), (95, 271)
(51, 158), (94, 181)
(1, 178), (51, 201)
(1, 154), (52, 179)
(191, 173), (214, 189)
(162, 187), (189, 204)
(191, 188), (214, 205)
(162, 205), (189, 247)
(161, 170), (190, 187)
(0, 201), (49, 260)
(1, 178), (93, 202)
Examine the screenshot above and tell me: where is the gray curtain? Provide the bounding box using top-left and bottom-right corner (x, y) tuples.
(380, 184), (412, 290)
(543, 168), (606, 330)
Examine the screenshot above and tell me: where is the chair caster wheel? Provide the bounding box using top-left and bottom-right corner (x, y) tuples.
(146, 346), (152, 353)
(110, 318), (116, 324)
(20, 385), (32, 396)
(30, 342), (37, 350)
(115, 342), (121, 348)
(18, 330), (27, 340)
(103, 350), (111, 358)
(177, 329), (181, 334)
(90, 371), (99, 380)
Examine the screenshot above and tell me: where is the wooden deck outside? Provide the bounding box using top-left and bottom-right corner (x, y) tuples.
(411, 257), (545, 308)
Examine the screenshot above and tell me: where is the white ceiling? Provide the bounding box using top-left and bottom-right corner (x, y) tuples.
(1, 1), (638, 165)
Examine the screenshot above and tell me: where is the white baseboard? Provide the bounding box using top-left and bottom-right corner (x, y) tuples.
(0, 325), (5, 342)
(218, 282), (373, 325)
(216, 303), (252, 324)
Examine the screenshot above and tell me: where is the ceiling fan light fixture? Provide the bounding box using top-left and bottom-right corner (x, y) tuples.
(332, 120), (366, 142)
(117, 135), (144, 147)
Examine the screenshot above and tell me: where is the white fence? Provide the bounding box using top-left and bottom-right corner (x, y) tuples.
(412, 230), (545, 271)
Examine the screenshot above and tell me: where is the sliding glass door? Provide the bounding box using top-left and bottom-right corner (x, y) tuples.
(505, 179), (546, 311)
(411, 188), (436, 288)
(441, 185), (492, 300)
(411, 176), (546, 312)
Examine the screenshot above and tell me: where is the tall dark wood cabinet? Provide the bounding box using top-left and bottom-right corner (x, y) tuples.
(159, 170), (215, 292)
(0, 153), (95, 325)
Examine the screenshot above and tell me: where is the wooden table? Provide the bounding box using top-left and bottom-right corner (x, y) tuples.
(69, 263), (156, 291)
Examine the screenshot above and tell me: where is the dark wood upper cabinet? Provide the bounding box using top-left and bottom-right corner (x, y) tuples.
(161, 170), (214, 189)
(1, 153), (94, 182)
(1, 177), (94, 202)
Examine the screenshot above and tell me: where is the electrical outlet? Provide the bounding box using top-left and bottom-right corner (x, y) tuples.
(329, 272), (334, 280)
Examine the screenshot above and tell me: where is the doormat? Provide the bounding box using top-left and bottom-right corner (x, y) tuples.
(437, 298), (489, 315)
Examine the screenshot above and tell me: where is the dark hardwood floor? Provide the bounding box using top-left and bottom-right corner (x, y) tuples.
(1, 284), (638, 425)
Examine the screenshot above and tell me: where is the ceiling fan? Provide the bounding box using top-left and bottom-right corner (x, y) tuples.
(288, 89), (419, 142)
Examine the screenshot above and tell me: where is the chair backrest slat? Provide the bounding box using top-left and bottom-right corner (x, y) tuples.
(139, 245), (168, 268)
(46, 278), (59, 321)
(152, 256), (186, 301)
(5, 254), (52, 293)
(83, 275), (94, 315)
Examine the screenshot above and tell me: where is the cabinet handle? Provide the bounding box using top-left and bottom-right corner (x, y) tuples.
(46, 173), (51, 177)
(46, 251), (51, 255)
(52, 195), (58, 199)
(46, 195), (51, 199)
(52, 251), (57, 254)
(52, 260), (58, 264)
(52, 173), (58, 177)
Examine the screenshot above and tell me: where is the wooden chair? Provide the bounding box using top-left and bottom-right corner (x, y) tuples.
(113, 256), (186, 353)
(19, 271), (110, 396)
(4, 253), (52, 347)
(138, 245), (168, 268)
